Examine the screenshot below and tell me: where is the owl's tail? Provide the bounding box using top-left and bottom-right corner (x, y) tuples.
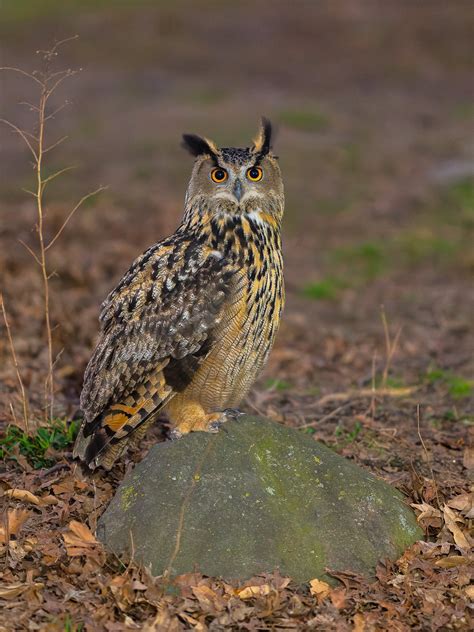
(73, 392), (174, 470)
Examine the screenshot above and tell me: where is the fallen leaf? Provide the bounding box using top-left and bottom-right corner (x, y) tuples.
(68, 520), (98, 543)
(353, 612), (365, 632)
(434, 555), (469, 568)
(62, 520), (102, 559)
(447, 492), (473, 519)
(411, 502), (443, 528)
(0, 509), (30, 543)
(237, 584), (271, 599)
(463, 446), (474, 471)
(0, 581), (44, 600)
(330, 587), (347, 609)
(443, 506), (472, 551)
(309, 578), (331, 603)
(192, 584), (226, 611)
(4, 489), (41, 505)
(465, 585), (474, 599)
(4, 488), (58, 508)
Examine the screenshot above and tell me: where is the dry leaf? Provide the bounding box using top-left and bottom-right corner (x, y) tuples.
(353, 612), (365, 632)
(0, 509), (30, 543)
(237, 584), (271, 599)
(63, 520), (101, 558)
(4, 489), (59, 507)
(4, 489), (41, 505)
(411, 502), (442, 520)
(465, 585), (474, 599)
(463, 446), (474, 471)
(447, 492), (473, 516)
(434, 555), (469, 568)
(68, 520), (98, 543)
(0, 581), (44, 600)
(192, 584), (226, 611)
(330, 587), (347, 609)
(0, 583), (29, 600)
(309, 578), (331, 603)
(443, 506), (471, 551)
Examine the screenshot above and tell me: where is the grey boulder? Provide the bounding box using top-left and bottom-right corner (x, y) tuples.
(97, 415), (422, 583)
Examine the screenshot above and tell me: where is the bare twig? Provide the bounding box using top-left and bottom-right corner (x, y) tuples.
(315, 386), (418, 407)
(416, 404), (440, 507)
(0, 119), (38, 161)
(1, 37), (105, 425)
(0, 295), (29, 432)
(45, 185), (107, 251)
(0, 66), (43, 85)
(299, 402), (353, 429)
(381, 305), (402, 388)
(40, 165), (77, 191)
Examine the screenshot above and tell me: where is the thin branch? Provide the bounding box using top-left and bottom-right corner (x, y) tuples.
(21, 188), (37, 198)
(416, 404), (440, 508)
(0, 295), (29, 432)
(18, 239), (42, 266)
(0, 119), (38, 161)
(19, 101), (41, 113)
(37, 35), (79, 59)
(43, 102), (69, 123)
(299, 402), (353, 429)
(380, 305), (402, 387)
(42, 135), (68, 154)
(315, 386), (418, 407)
(44, 71), (78, 101)
(41, 165), (77, 191)
(45, 185), (107, 251)
(0, 66), (43, 85)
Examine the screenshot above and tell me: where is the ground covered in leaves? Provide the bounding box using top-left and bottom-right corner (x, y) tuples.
(1, 2), (473, 630)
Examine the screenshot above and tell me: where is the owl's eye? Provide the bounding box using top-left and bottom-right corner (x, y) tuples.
(247, 166), (263, 182)
(211, 168), (228, 183)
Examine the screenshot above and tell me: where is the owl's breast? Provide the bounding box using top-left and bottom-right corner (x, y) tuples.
(183, 238), (284, 409)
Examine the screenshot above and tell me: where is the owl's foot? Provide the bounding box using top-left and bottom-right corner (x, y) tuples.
(169, 408), (244, 438)
(168, 428), (184, 441)
(208, 408), (244, 431)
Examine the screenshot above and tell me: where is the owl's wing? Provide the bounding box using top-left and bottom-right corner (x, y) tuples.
(74, 234), (236, 467)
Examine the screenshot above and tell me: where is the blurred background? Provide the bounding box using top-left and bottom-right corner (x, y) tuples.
(1, 0), (473, 422)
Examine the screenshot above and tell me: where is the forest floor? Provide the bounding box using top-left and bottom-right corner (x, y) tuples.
(0, 2), (473, 630)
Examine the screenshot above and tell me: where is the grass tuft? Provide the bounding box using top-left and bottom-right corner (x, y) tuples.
(302, 277), (345, 300)
(0, 419), (79, 469)
(425, 366), (473, 400)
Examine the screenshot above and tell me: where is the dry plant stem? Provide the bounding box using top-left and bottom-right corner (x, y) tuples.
(1, 37), (106, 424)
(0, 295), (29, 432)
(416, 404), (440, 508)
(380, 305), (402, 388)
(315, 386), (418, 407)
(35, 86), (55, 420)
(299, 402), (353, 429)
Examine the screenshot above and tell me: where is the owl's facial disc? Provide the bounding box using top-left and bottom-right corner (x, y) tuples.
(209, 162), (267, 209)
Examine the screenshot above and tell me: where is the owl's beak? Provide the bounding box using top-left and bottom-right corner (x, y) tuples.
(233, 179), (243, 202)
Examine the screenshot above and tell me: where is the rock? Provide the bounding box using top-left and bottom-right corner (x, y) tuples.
(97, 415), (422, 583)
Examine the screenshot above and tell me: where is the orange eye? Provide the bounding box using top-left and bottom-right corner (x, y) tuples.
(247, 166), (263, 182)
(211, 168), (228, 183)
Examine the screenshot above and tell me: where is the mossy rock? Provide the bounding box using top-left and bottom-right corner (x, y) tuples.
(97, 416), (422, 583)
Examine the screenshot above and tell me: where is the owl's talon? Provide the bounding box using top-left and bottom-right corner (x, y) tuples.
(222, 408), (244, 420)
(169, 429), (183, 441)
(208, 420), (223, 433)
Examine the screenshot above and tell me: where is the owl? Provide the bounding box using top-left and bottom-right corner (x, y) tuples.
(73, 118), (285, 469)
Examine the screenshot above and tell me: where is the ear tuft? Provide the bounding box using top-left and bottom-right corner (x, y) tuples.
(182, 133), (220, 158)
(252, 117), (273, 156)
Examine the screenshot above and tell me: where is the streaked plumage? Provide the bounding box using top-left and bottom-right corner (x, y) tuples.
(74, 119), (284, 469)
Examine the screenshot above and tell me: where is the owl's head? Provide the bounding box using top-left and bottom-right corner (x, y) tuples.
(182, 118), (284, 225)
